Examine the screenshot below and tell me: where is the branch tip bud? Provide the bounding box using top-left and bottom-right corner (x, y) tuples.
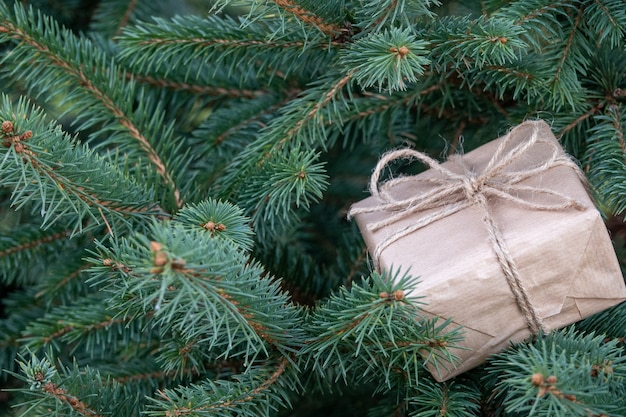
(1, 120), (14, 134)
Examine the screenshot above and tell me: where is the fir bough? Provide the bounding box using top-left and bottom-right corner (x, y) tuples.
(0, 0), (624, 416)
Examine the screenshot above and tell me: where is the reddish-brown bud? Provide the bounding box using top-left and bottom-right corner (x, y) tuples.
(530, 373), (544, 386)
(150, 241), (163, 252)
(397, 46), (410, 56)
(1, 120), (13, 134)
(153, 251), (168, 267)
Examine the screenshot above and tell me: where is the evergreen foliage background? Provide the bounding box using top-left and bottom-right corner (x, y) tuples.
(0, 0), (625, 416)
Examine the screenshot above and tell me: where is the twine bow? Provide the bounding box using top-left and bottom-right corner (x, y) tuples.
(348, 122), (586, 334)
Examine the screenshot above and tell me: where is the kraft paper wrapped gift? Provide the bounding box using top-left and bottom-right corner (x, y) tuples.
(349, 120), (626, 381)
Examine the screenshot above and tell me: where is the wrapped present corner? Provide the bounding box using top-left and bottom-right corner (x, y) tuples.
(349, 120), (626, 381)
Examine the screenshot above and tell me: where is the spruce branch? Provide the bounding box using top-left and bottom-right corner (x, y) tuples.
(304, 269), (462, 388)
(116, 14), (336, 82)
(239, 149), (329, 238)
(551, 5), (584, 103)
(33, 262), (91, 303)
(0, 290), (47, 374)
(0, 226), (70, 285)
(38, 381), (105, 417)
(0, 3), (184, 208)
(356, 0), (439, 32)
(582, 0), (626, 47)
(488, 329), (626, 417)
(146, 357), (295, 417)
(90, 0), (156, 39)
(2, 1), (626, 415)
(559, 102), (604, 138)
(187, 93), (297, 193)
(211, 97), (291, 146)
(0, 230), (70, 257)
(127, 72), (268, 98)
(408, 379), (480, 417)
(89, 222), (305, 363)
(173, 199), (254, 251)
(14, 352), (141, 416)
(19, 293), (144, 354)
(341, 27), (429, 92)
(576, 301), (626, 340)
(217, 70), (353, 203)
(0, 94), (160, 234)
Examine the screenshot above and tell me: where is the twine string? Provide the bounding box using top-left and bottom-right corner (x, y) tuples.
(348, 122), (585, 334)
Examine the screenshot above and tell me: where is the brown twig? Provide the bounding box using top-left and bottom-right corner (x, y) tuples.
(0, 230), (69, 258)
(157, 357), (289, 416)
(448, 121), (467, 156)
(127, 72), (266, 98)
(283, 70), (355, 146)
(557, 102), (604, 137)
(34, 263), (91, 299)
(345, 246), (368, 289)
(215, 93), (300, 145)
(41, 381), (104, 417)
(553, 8), (582, 86)
(114, 0), (137, 37)
(272, 0), (341, 36)
(40, 317), (127, 345)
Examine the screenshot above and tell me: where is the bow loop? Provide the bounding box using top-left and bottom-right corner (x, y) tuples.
(350, 123), (583, 232)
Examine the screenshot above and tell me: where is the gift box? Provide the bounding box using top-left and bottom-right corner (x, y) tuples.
(349, 120), (626, 381)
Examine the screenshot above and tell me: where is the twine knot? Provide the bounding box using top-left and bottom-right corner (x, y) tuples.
(349, 122), (587, 335)
(461, 172), (483, 202)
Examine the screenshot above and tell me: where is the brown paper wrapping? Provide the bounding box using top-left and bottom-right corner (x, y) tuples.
(350, 120), (626, 381)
